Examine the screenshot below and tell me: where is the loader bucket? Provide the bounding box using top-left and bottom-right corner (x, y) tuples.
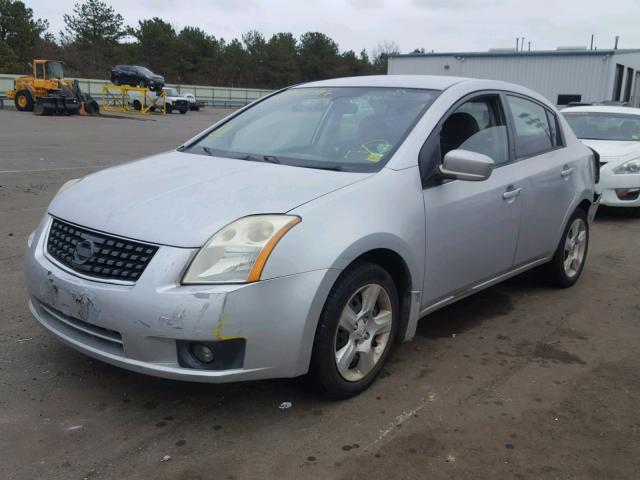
(79, 99), (100, 116)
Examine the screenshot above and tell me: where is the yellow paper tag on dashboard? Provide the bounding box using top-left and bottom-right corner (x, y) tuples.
(367, 153), (382, 162)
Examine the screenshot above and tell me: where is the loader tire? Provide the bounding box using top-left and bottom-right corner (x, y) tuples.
(15, 90), (33, 112)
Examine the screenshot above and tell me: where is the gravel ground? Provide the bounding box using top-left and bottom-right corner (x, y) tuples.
(1, 108), (639, 480)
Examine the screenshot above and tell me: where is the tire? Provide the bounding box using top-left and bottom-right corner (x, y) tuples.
(133, 100), (142, 111)
(544, 208), (589, 288)
(138, 79), (147, 89)
(308, 262), (399, 399)
(165, 103), (173, 114)
(112, 77), (120, 86)
(14, 90), (33, 112)
(179, 108), (187, 114)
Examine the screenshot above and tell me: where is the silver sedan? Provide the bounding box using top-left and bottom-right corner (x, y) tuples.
(24, 75), (599, 398)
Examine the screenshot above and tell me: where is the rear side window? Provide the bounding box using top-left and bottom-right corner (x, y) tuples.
(506, 95), (556, 158)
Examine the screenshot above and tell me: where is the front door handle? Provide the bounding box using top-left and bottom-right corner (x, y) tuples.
(561, 165), (574, 178)
(502, 186), (522, 200)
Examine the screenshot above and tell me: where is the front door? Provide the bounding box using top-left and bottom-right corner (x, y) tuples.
(420, 93), (525, 307)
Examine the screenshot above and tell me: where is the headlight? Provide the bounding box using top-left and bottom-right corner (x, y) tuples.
(182, 215), (301, 284)
(56, 178), (79, 196)
(613, 158), (640, 174)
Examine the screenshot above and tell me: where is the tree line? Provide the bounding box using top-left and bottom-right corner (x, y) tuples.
(0, 0), (401, 89)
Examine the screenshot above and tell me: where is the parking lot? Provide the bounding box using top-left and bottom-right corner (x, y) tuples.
(1, 108), (639, 479)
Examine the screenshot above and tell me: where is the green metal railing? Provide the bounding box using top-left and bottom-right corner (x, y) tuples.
(0, 74), (272, 108)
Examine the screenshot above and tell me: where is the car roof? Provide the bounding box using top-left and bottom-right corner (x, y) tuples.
(296, 75), (470, 90)
(562, 105), (640, 116)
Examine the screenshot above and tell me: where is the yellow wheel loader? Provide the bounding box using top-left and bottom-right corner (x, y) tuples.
(6, 59), (99, 116)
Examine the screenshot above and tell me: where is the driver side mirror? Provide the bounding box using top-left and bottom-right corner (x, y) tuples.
(439, 149), (494, 182)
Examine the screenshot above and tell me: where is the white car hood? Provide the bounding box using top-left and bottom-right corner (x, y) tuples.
(49, 151), (369, 247)
(580, 139), (640, 165)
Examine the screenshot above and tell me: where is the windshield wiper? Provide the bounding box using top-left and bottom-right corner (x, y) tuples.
(199, 146), (280, 164)
(297, 164), (344, 172)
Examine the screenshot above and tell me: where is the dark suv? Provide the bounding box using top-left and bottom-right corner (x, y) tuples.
(110, 65), (165, 92)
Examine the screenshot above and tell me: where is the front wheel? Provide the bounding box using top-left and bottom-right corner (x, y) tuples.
(308, 262), (399, 398)
(14, 90), (33, 112)
(544, 209), (589, 288)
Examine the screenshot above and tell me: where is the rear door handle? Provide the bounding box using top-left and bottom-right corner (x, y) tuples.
(502, 186), (522, 200)
(561, 166), (574, 178)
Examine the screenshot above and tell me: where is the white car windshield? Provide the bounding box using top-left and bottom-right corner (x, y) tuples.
(188, 87), (439, 172)
(564, 112), (640, 141)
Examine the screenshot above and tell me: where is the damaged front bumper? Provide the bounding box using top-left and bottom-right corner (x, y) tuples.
(24, 216), (338, 382)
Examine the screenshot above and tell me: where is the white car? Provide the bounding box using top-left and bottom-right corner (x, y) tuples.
(563, 106), (640, 216)
(183, 93), (200, 111)
(129, 87), (189, 114)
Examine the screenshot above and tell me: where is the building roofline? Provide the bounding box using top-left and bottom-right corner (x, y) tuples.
(390, 48), (640, 59)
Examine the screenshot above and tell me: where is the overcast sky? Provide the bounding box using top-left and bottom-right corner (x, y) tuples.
(28, 0), (640, 54)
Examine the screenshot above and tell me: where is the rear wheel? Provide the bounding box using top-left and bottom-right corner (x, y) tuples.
(308, 262), (399, 398)
(544, 209), (589, 288)
(15, 90), (33, 112)
(165, 103), (173, 114)
(132, 100), (142, 111)
(112, 77), (120, 86)
(137, 79), (147, 89)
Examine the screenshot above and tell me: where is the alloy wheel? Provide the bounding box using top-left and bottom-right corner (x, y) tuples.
(334, 283), (393, 382)
(563, 218), (587, 278)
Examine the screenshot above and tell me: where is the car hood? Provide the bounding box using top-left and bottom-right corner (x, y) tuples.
(580, 139), (640, 164)
(151, 74), (164, 82)
(49, 151), (369, 248)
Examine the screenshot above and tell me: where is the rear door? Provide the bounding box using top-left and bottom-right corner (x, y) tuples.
(504, 95), (577, 265)
(420, 92), (526, 307)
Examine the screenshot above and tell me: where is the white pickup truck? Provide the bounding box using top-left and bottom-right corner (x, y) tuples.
(129, 87), (189, 114)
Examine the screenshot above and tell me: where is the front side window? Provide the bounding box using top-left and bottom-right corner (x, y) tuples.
(440, 95), (509, 165)
(187, 87), (439, 172)
(563, 112), (640, 141)
(506, 95), (554, 158)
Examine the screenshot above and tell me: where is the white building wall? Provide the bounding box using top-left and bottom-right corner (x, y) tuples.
(389, 52), (640, 106)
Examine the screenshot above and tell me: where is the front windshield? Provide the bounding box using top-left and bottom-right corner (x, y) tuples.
(188, 86), (439, 171)
(564, 112), (640, 141)
(45, 62), (64, 79)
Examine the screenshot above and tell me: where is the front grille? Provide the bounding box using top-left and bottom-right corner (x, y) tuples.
(46, 217), (158, 282)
